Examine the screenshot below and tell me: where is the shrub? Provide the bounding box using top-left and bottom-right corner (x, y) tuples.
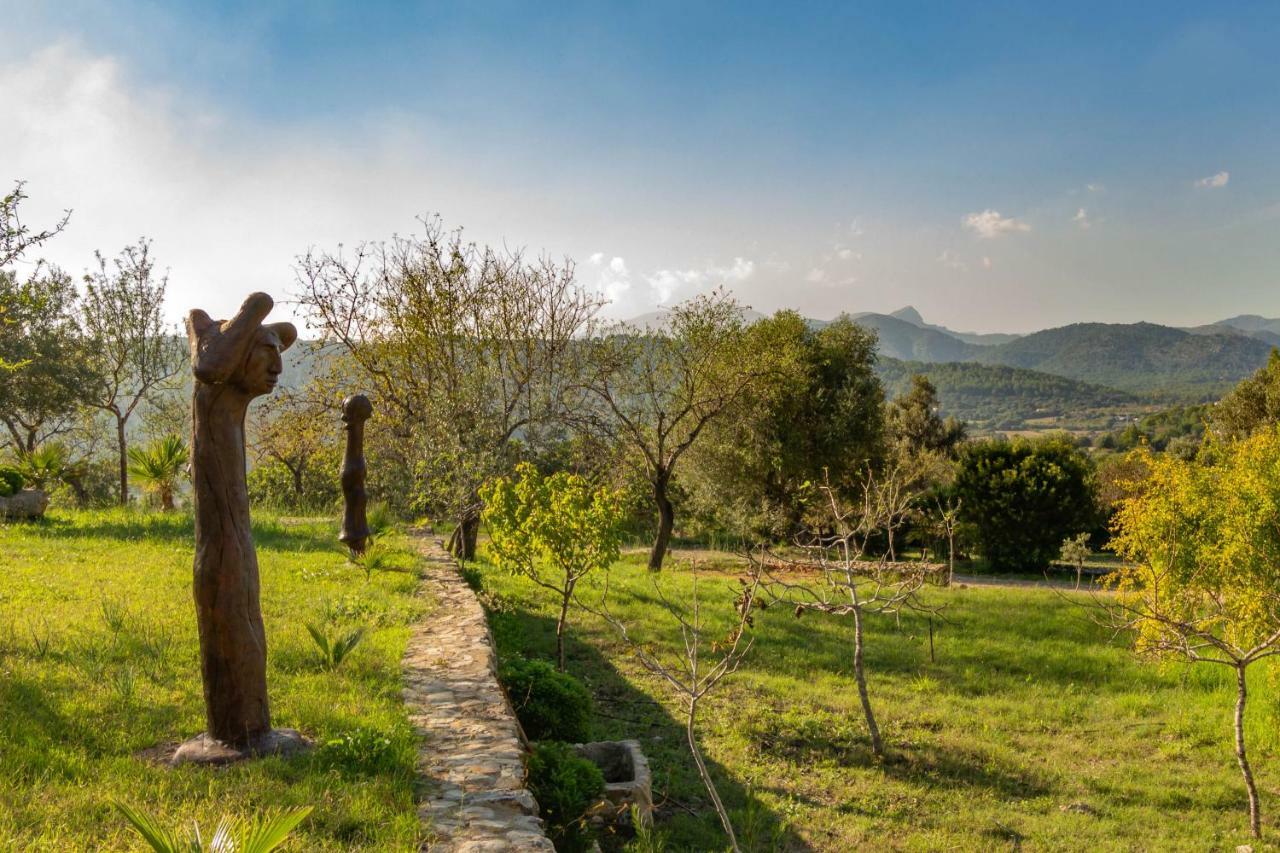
(953, 436), (1097, 573)
(319, 726), (408, 777)
(0, 465), (24, 497)
(499, 658), (593, 743)
(526, 740), (604, 853)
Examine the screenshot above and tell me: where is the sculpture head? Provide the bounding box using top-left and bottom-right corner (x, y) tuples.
(187, 292), (297, 399)
(341, 393), (373, 426)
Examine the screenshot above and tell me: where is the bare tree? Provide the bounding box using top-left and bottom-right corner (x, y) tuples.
(749, 467), (941, 758)
(933, 495), (962, 586)
(295, 216), (600, 559)
(567, 290), (783, 570)
(1, 180), (70, 268)
(80, 240), (185, 505)
(592, 570), (759, 851)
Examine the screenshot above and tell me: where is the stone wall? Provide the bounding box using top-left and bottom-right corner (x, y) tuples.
(403, 537), (554, 852)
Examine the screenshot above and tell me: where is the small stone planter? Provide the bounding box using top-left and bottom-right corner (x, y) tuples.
(0, 489), (49, 520)
(574, 739), (653, 829)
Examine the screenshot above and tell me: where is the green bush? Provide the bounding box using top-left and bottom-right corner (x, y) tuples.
(0, 465), (24, 497)
(526, 740), (604, 853)
(499, 658), (593, 743)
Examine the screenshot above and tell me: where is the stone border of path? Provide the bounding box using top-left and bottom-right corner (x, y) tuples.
(403, 535), (555, 851)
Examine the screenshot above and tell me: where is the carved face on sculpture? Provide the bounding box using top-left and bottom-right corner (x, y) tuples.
(233, 327), (288, 397)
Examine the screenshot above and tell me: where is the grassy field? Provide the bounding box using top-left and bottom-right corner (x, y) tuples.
(0, 509), (427, 851)
(475, 550), (1280, 851)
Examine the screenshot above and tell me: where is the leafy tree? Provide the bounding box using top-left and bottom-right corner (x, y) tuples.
(481, 462), (623, 669)
(127, 434), (189, 511)
(1212, 349), (1280, 440)
(1108, 432), (1280, 839)
(953, 436), (1097, 573)
(1059, 532), (1091, 590)
(568, 291), (785, 569)
(0, 265), (94, 452)
(296, 217), (599, 559)
(885, 374), (966, 458)
(686, 312), (883, 538)
(249, 383), (340, 509)
(80, 240), (185, 505)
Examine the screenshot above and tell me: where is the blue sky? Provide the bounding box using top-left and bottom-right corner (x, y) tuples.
(3, 1), (1279, 331)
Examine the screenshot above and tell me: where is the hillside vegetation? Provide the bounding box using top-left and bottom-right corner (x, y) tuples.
(877, 358), (1136, 428)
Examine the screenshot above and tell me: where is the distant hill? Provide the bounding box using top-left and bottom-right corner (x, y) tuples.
(877, 358), (1135, 426)
(972, 322), (1273, 397)
(879, 305), (1022, 346)
(1217, 314), (1280, 336)
(845, 313), (984, 362)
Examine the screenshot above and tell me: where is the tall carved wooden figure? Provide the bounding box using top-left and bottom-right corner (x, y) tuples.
(173, 292), (309, 764)
(339, 393), (373, 556)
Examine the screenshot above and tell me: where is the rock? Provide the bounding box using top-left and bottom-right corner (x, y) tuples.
(1059, 801), (1099, 816)
(0, 489), (49, 520)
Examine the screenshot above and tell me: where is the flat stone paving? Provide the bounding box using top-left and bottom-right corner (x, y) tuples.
(404, 537), (555, 851)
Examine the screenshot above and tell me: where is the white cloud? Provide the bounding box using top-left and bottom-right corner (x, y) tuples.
(981, 256), (993, 270)
(937, 249), (967, 271)
(588, 252), (604, 264)
(0, 42), (591, 328)
(608, 256), (628, 275)
(962, 209), (1031, 238)
(834, 246), (861, 261)
(805, 268), (826, 283)
(848, 218), (864, 237)
(643, 257), (756, 305)
(1073, 208), (1091, 229)
(1194, 171), (1230, 188)
(1086, 183), (1105, 193)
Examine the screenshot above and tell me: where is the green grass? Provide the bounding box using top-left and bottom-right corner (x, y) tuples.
(0, 508), (427, 851)
(475, 550), (1280, 851)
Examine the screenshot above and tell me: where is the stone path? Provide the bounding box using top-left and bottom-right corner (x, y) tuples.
(403, 537), (555, 852)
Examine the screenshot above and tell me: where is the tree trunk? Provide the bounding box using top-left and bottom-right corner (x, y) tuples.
(448, 512), (480, 561)
(852, 607), (883, 758)
(686, 698), (740, 852)
(555, 586), (572, 672)
(1234, 663), (1262, 838)
(649, 474), (674, 572)
(116, 416), (129, 506)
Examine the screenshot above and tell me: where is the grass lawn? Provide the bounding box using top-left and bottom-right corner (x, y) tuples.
(475, 550), (1280, 851)
(0, 508), (427, 851)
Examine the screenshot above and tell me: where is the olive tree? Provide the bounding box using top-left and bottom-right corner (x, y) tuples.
(567, 290), (786, 570)
(296, 217), (599, 559)
(1108, 432), (1280, 839)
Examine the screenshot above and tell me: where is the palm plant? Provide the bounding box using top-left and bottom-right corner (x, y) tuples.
(305, 621), (365, 670)
(16, 443), (69, 491)
(127, 435), (189, 510)
(114, 801), (312, 852)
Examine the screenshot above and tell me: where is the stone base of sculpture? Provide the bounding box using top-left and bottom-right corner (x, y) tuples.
(170, 728), (311, 766)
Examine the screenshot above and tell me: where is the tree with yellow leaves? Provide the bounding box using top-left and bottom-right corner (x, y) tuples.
(1110, 429), (1280, 839)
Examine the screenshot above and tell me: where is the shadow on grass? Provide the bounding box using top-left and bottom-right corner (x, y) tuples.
(483, 601), (814, 852)
(24, 510), (337, 554)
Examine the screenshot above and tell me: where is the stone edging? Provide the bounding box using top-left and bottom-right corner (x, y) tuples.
(403, 536), (555, 852)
